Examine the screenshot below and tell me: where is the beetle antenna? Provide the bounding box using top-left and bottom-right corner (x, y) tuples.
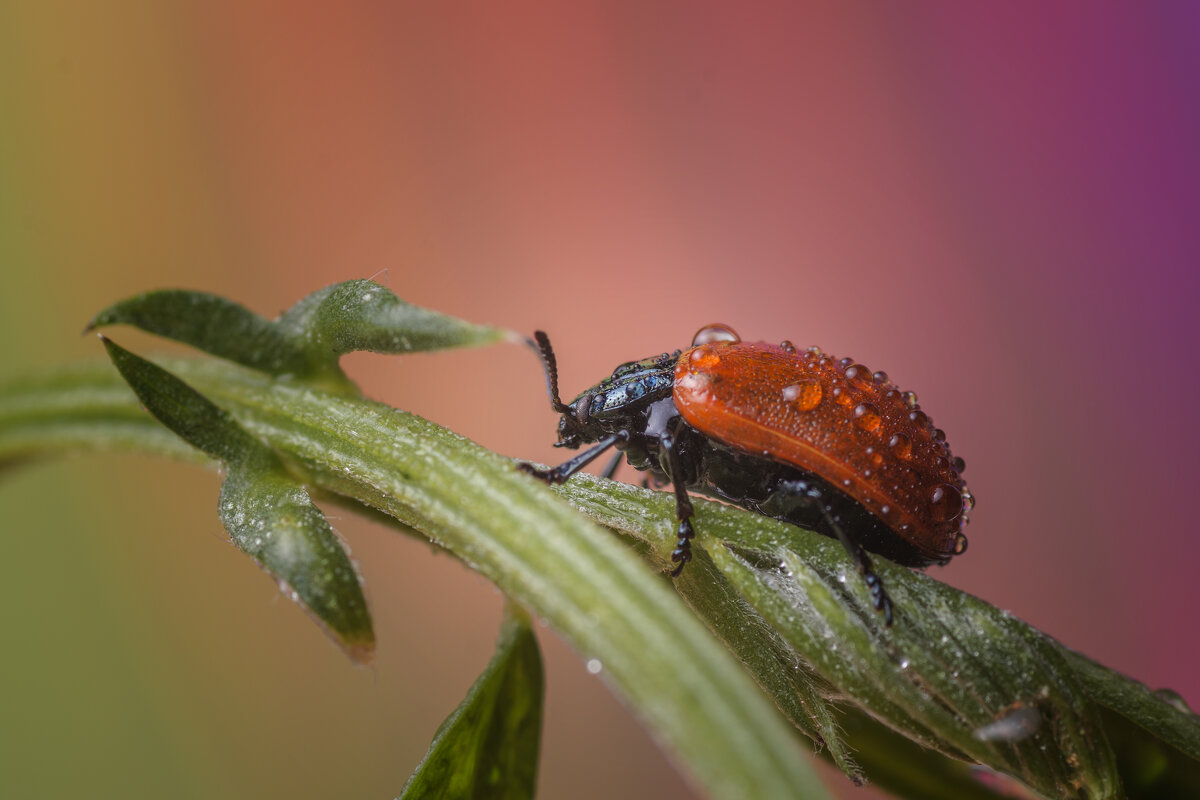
(530, 331), (571, 414)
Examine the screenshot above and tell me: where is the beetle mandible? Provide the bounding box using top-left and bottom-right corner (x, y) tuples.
(519, 323), (973, 626)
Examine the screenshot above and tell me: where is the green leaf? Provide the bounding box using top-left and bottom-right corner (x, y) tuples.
(100, 335), (259, 464)
(88, 290), (312, 376)
(100, 337), (374, 662)
(87, 281), (507, 390)
(712, 541), (1118, 799)
(276, 280), (508, 360)
(673, 546), (863, 783)
(398, 606), (544, 800)
(1065, 651), (1200, 799)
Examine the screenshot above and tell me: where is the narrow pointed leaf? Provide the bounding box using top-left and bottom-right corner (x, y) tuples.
(277, 279), (506, 359)
(101, 337), (373, 661)
(88, 291), (311, 375)
(100, 335), (260, 463)
(398, 607), (544, 800)
(89, 281), (507, 388)
(220, 458), (375, 663)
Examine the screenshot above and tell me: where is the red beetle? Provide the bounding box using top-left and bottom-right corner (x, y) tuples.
(521, 324), (972, 625)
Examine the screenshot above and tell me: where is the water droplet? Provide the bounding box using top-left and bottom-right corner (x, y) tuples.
(853, 403), (882, 432)
(844, 364), (873, 389)
(1152, 687), (1193, 714)
(975, 706), (1042, 742)
(888, 433), (912, 459)
(908, 409), (930, 430)
(954, 533), (969, 554)
(898, 658), (910, 670)
(902, 390), (919, 408)
(872, 370), (889, 384)
(781, 379), (823, 411)
(586, 658), (604, 675)
(692, 323), (740, 347)
(831, 386), (852, 406)
(779, 340), (797, 354)
(689, 345), (722, 368)
(930, 484), (964, 523)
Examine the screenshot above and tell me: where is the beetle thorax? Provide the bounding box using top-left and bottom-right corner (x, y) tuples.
(554, 351), (680, 448)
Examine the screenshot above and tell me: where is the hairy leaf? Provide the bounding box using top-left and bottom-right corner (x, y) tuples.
(88, 280), (507, 389)
(101, 338), (373, 661)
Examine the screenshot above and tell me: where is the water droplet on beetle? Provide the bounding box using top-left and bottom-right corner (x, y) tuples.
(779, 340), (797, 354)
(692, 323), (740, 347)
(844, 364), (873, 389)
(888, 433), (912, 459)
(781, 379), (823, 411)
(854, 403), (882, 432)
(689, 346), (722, 368)
(930, 484), (964, 523)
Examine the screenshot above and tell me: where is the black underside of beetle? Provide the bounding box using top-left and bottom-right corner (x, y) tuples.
(624, 420), (934, 569)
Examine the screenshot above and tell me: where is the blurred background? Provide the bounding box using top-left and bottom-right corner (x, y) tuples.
(2, 3), (1198, 798)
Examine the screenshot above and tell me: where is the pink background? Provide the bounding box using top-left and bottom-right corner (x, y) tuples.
(2, 4), (1197, 798)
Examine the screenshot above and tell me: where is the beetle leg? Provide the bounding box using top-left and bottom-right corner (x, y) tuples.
(660, 429), (696, 577)
(519, 432), (628, 484)
(765, 481), (894, 626)
(816, 502), (894, 627)
(599, 450), (624, 480)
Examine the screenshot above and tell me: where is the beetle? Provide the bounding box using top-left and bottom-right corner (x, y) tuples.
(519, 323), (973, 626)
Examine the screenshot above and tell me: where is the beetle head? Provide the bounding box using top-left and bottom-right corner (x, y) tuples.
(530, 330), (592, 449)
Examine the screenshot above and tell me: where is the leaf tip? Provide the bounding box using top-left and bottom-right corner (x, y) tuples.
(344, 637), (377, 667)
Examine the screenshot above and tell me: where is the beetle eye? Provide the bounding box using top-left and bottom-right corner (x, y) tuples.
(692, 323), (741, 347)
(574, 394), (592, 426)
